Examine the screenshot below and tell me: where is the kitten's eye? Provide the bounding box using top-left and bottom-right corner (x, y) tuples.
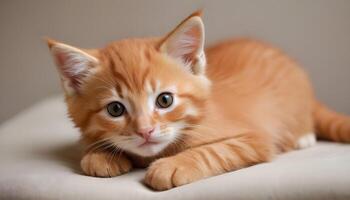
(156, 92), (174, 108)
(107, 102), (125, 117)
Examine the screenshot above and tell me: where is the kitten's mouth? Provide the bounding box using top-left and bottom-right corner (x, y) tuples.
(138, 140), (159, 147)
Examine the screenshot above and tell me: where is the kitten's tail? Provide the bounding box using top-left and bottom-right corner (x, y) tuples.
(313, 100), (350, 142)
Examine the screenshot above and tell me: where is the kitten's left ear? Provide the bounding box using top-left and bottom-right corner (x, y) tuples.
(160, 11), (206, 75)
(46, 38), (99, 96)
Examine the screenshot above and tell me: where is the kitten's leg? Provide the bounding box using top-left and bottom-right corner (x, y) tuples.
(145, 132), (273, 190)
(81, 151), (132, 177)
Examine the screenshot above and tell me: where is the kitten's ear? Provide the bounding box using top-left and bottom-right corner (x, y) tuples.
(46, 39), (99, 96)
(160, 11), (206, 75)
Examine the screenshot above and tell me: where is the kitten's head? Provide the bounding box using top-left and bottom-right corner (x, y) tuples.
(47, 11), (210, 157)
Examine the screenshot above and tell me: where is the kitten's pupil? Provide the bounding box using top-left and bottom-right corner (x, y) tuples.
(156, 93), (173, 108)
(107, 102), (125, 117)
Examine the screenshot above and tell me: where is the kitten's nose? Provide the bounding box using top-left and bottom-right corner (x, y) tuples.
(136, 127), (155, 140)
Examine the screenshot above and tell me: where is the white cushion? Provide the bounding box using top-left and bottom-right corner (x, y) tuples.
(0, 96), (349, 200)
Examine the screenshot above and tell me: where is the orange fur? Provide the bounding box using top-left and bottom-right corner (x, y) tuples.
(313, 101), (350, 142)
(46, 11), (350, 191)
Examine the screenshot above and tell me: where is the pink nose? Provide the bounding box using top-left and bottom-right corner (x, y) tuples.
(136, 127), (155, 140)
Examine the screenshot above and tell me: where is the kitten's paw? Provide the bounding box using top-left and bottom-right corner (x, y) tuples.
(144, 157), (202, 191)
(297, 133), (316, 149)
(80, 151), (132, 177)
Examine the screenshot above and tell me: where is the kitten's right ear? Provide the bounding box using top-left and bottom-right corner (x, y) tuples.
(159, 11), (206, 75)
(46, 38), (99, 96)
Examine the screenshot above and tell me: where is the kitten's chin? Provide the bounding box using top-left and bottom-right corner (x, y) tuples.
(129, 142), (171, 157)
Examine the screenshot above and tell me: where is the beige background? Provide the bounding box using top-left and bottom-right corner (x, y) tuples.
(0, 0), (349, 123)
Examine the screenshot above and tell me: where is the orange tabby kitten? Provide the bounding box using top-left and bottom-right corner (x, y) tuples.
(46, 11), (350, 190)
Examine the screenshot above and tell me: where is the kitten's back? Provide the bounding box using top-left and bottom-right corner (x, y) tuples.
(205, 38), (350, 149)
(206, 39), (306, 150)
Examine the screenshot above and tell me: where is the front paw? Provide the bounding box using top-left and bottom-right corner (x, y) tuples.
(80, 151), (132, 177)
(144, 157), (202, 191)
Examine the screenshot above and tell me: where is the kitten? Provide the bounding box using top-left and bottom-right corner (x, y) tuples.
(46, 11), (350, 190)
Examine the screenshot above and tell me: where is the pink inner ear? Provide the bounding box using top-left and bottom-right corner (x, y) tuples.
(182, 25), (201, 63)
(55, 51), (87, 92)
(167, 23), (201, 65)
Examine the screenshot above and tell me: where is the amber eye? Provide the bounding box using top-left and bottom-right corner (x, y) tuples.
(107, 101), (125, 117)
(156, 92), (174, 108)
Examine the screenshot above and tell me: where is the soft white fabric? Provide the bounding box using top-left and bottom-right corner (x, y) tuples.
(0, 96), (349, 200)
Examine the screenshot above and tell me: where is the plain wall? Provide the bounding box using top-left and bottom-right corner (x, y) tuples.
(0, 0), (349, 123)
